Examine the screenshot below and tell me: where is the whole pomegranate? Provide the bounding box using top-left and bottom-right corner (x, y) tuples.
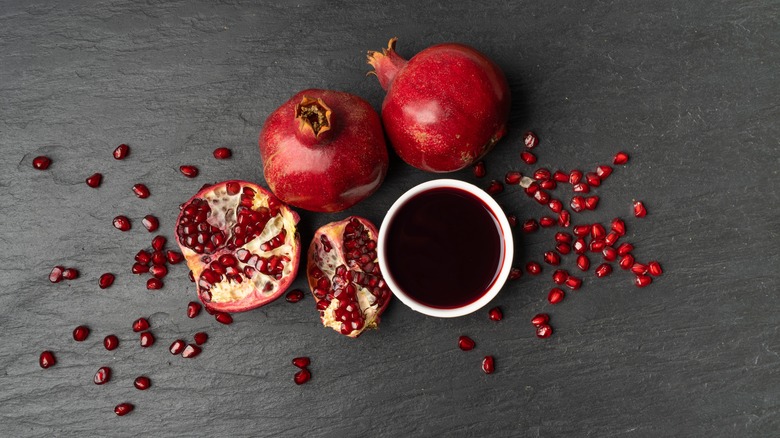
(307, 216), (391, 337)
(368, 38), (511, 172)
(259, 89), (388, 212)
(175, 180), (301, 313)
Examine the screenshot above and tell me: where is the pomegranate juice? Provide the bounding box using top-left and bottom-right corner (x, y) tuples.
(384, 187), (504, 308)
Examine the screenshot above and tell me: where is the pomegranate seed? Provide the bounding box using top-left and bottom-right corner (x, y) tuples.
(540, 179), (557, 190)
(526, 261), (542, 275)
(488, 307), (503, 321)
(590, 239), (606, 252)
(169, 339), (186, 354)
(114, 403), (134, 416)
(633, 200), (647, 218)
(591, 224), (606, 240)
(613, 151), (629, 165)
(285, 289), (304, 303)
(73, 325), (90, 342)
(150, 265), (167, 279)
(597, 165), (613, 179)
(85, 173), (102, 188)
(573, 183), (590, 193)
(548, 288), (565, 304)
(507, 215), (518, 228)
(132, 263), (149, 274)
(132, 183), (150, 199)
(292, 357), (311, 368)
(140, 215), (159, 232)
(520, 151), (537, 164)
(540, 216), (556, 227)
(543, 251), (560, 266)
(215, 312), (233, 325)
(458, 336), (476, 351)
(132, 318), (149, 332)
(631, 263), (649, 275)
(188, 270), (195, 282)
(49, 266), (64, 283)
(595, 263), (613, 278)
(556, 242), (571, 254)
(531, 313), (549, 327)
(547, 199), (563, 213)
(552, 233), (570, 245)
(194, 332), (208, 345)
(565, 276), (582, 290)
(151, 235), (166, 251)
(611, 218), (626, 235)
(104, 335), (119, 351)
(179, 165), (199, 178)
(634, 274), (652, 287)
(603, 247), (617, 261)
(523, 131), (539, 148)
(32, 156), (52, 170)
(113, 144), (129, 160)
(473, 161), (486, 178)
(534, 190), (550, 205)
(525, 183), (539, 196)
(140, 331), (155, 347)
(481, 356), (495, 374)
(487, 180), (503, 195)
(522, 219), (539, 233)
(573, 225), (590, 237)
(62, 268), (79, 280)
(558, 210), (571, 227)
(533, 168), (551, 181)
(185, 302), (201, 319)
(166, 250), (183, 264)
(605, 231), (620, 246)
(648, 261), (663, 276)
(553, 170), (568, 182)
(39, 351), (56, 368)
(617, 243), (634, 256)
(577, 255), (590, 271)
(134, 376), (151, 390)
(135, 250), (151, 264)
(213, 147), (232, 159)
(619, 254), (635, 270)
(570, 196), (585, 212)
(182, 344), (202, 358)
(573, 238), (587, 254)
(94, 366), (111, 385)
(98, 273), (115, 289)
(569, 170), (583, 185)
(294, 368), (312, 385)
(505, 171), (522, 185)
(584, 196), (599, 210)
(113, 215), (131, 231)
(146, 278), (163, 290)
(536, 324), (553, 338)
(509, 267), (523, 280)
(585, 172), (601, 187)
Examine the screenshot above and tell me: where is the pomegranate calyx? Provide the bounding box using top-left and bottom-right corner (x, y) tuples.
(367, 37), (407, 91)
(295, 96), (332, 138)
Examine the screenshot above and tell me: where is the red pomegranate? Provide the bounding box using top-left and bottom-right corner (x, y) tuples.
(307, 216), (391, 337)
(175, 180), (301, 313)
(368, 38), (511, 172)
(259, 89), (388, 212)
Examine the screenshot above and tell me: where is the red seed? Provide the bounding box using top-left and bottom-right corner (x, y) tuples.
(113, 144), (129, 160)
(104, 335), (119, 351)
(151, 235), (166, 251)
(548, 199), (563, 213)
(558, 210), (571, 227)
(540, 216), (556, 227)
(292, 357), (310, 368)
(613, 151), (629, 165)
(488, 307), (503, 321)
(294, 368), (312, 385)
(631, 263), (649, 275)
(619, 254), (635, 270)
(526, 261), (542, 275)
(132, 263), (149, 274)
(556, 242), (571, 254)
(572, 183), (590, 193)
(134, 376), (151, 390)
(648, 261), (663, 276)
(573, 238), (587, 254)
(534, 190), (550, 205)
(132, 183), (150, 199)
(569, 170), (583, 185)
(536, 324), (553, 338)
(540, 179), (557, 190)
(543, 251), (560, 266)
(187, 302), (202, 318)
(603, 247), (617, 261)
(584, 196), (599, 210)
(570, 196), (585, 212)
(213, 147), (232, 159)
(139, 331), (155, 347)
(179, 165), (199, 178)
(573, 225), (590, 237)
(504, 171), (522, 185)
(98, 273), (115, 289)
(596, 165), (613, 179)
(577, 255), (590, 271)
(553, 170), (569, 182)
(285, 289), (304, 303)
(591, 224), (606, 240)
(520, 151), (537, 164)
(617, 243), (634, 256)
(585, 172), (601, 187)
(481, 356), (495, 374)
(215, 312), (233, 325)
(611, 218), (626, 236)
(39, 351), (56, 368)
(523, 131), (539, 148)
(85, 173), (102, 188)
(473, 161), (486, 178)
(166, 250), (184, 264)
(62, 268), (79, 280)
(552, 269), (568, 285)
(565, 276), (583, 290)
(458, 336), (476, 351)
(135, 250), (151, 264)
(141, 215), (159, 232)
(487, 180), (504, 195)
(49, 266), (64, 283)
(605, 231), (620, 246)
(522, 219), (539, 233)
(114, 403), (134, 416)
(531, 313), (549, 327)
(32, 156), (52, 170)
(525, 183), (539, 196)
(595, 263), (613, 278)
(634, 274), (652, 287)
(73, 325), (90, 342)
(554, 232), (572, 244)
(194, 332), (208, 345)
(533, 168), (551, 181)
(146, 278), (163, 290)
(113, 215), (131, 231)
(507, 215), (518, 228)
(94, 366), (111, 385)
(633, 200), (647, 218)
(132, 318), (149, 332)
(548, 288), (565, 304)
(169, 339), (186, 354)
(589, 239), (606, 253)
(508, 267), (523, 280)
(150, 265), (167, 279)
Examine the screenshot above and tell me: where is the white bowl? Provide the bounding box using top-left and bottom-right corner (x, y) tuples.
(377, 179), (514, 318)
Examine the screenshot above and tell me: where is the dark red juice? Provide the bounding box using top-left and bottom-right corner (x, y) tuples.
(384, 187), (504, 308)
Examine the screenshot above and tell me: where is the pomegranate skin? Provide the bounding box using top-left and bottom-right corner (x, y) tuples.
(369, 38), (511, 172)
(259, 89), (388, 212)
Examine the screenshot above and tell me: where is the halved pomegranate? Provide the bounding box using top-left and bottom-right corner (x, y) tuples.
(175, 180), (301, 313)
(306, 217), (391, 338)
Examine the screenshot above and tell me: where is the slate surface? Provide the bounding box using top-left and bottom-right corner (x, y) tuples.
(2, 1), (779, 437)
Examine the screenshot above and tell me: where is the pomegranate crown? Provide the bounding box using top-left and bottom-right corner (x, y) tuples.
(295, 96), (332, 138)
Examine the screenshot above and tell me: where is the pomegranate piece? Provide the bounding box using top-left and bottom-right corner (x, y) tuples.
(633, 200), (647, 218)
(531, 313), (549, 327)
(39, 351), (56, 368)
(132, 318), (149, 332)
(536, 324), (553, 338)
(534, 189), (550, 205)
(307, 217), (391, 338)
(548, 288), (565, 304)
(73, 325), (90, 342)
(619, 254), (635, 270)
(543, 251), (560, 266)
(49, 266), (64, 283)
(611, 218), (626, 235)
(132, 183), (150, 199)
(104, 335), (119, 351)
(285, 289), (304, 303)
(62, 268), (79, 280)
(577, 255), (590, 271)
(113, 144), (129, 160)
(98, 273), (115, 289)
(634, 274), (652, 287)
(520, 151), (537, 165)
(596, 165), (613, 179)
(572, 183), (590, 193)
(294, 368), (312, 385)
(150, 235), (165, 251)
(569, 170), (583, 185)
(213, 147), (232, 159)
(215, 312), (233, 325)
(526, 261), (542, 275)
(94, 367), (111, 385)
(573, 225), (590, 237)
(187, 302), (202, 318)
(585, 172), (601, 187)
(194, 332), (208, 345)
(458, 336), (476, 351)
(540, 216), (556, 227)
(558, 210), (571, 227)
(142, 215), (159, 232)
(139, 331), (155, 347)
(135, 250), (151, 264)
(488, 307), (503, 321)
(150, 265), (167, 279)
(32, 156), (52, 170)
(292, 357), (310, 368)
(552, 269), (569, 285)
(617, 243), (634, 256)
(591, 224), (606, 240)
(603, 247), (617, 262)
(523, 131), (539, 148)
(613, 151), (629, 165)
(169, 340), (186, 355)
(114, 403), (134, 416)
(181, 344), (202, 358)
(86, 173), (102, 188)
(631, 263), (649, 275)
(605, 231), (620, 246)
(132, 263), (149, 274)
(487, 180), (504, 195)
(565, 276), (583, 290)
(166, 250), (183, 264)
(473, 161), (486, 178)
(553, 170), (568, 182)
(648, 261), (663, 276)
(585, 196), (599, 210)
(573, 238), (587, 254)
(146, 278), (163, 290)
(134, 376), (151, 390)
(595, 263), (613, 278)
(113, 216), (131, 231)
(180, 165), (199, 178)
(570, 196), (585, 213)
(176, 181), (301, 313)
(522, 219), (539, 234)
(481, 356), (495, 374)
(505, 171), (522, 185)
(549, 199), (563, 213)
